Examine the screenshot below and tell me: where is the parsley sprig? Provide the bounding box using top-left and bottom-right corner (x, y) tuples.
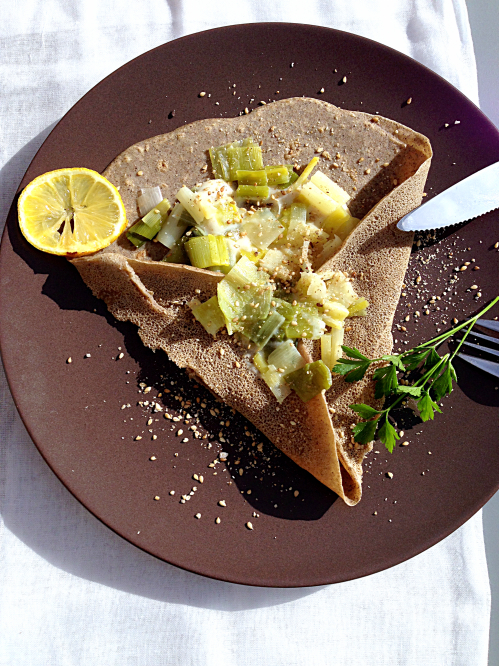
(332, 296), (499, 453)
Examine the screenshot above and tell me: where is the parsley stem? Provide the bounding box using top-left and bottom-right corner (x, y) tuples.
(412, 296), (499, 350)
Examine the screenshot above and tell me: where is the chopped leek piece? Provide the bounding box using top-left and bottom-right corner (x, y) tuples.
(156, 203), (194, 248)
(311, 172), (351, 204)
(260, 248), (286, 275)
(288, 222), (327, 248)
(246, 312), (285, 349)
(322, 205), (351, 235)
(143, 198), (171, 225)
(297, 182), (339, 217)
(185, 235), (230, 268)
(128, 218), (162, 240)
(137, 187), (163, 217)
(348, 297), (369, 316)
(321, 328), (344, 369)
(212, 199), (241, 227)
(273, 297), (296, 322)
(126, 232), (146, 248)
(162, 237), (188, 263)
(322, 300), (350, 320)
(177, 186), (218, 224)
(291, 157), (319, 190)
(288, 203), (307, 231)
(324, 272), (358, 308)
(335, 215), (360, 240)
(126, 197), (171, 245)
(282, 169), (299, 189)
(207, 265), (232, 274)
(267, 340), (305, 376)
(191, 296), (226, 336)
(241, 209), (284, 250)
(320, 314), (343, 329)
(240, 248), (266, 263)
(228, 142), (264, 179)
(217, 256), (272, 334)
(261, 363), (291, 403)
(209, 146), (231, 180)
(236, 170), (268, 186)
(285, 360), (332, 402)
(314, 235), (342, 267)
(265, 165), (292, 187)
(285, 308), (326, 340)
(253, 351), (268, 374)
(236, 185), (270, 202)
(296, 272), (327, 303)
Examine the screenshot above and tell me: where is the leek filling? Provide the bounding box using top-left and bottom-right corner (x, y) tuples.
(132, 138), (370, 403)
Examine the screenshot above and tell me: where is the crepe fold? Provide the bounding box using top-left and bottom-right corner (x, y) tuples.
(72, 98), (431, 506)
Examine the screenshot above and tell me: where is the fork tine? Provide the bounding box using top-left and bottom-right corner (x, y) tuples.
(476, 318), (499, 332)
(469, 330), (499, 345)
(462, 340), (499, 357)
(457, 353), (499, 378)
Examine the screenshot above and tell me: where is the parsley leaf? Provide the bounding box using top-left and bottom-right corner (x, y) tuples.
(381, 354), (405, 370)
(344, 361), (371, 383)
(417, 391), (442, 422)
(396, 385), (423, 397)
(431, 364), (453, 402)
(350, 404), (381, 419)
(378, 415), (400, 453)
(402, 348), (431, 371)
(373, 364), (399, 398)
(423, 347), (441, 372)
(341, 345), (369, 361)
(353, 418), (379, 445)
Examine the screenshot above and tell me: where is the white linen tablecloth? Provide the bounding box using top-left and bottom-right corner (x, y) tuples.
(0, 1), (491, 664)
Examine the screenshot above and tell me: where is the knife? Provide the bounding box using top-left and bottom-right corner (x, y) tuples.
(397, 161), (499, 231)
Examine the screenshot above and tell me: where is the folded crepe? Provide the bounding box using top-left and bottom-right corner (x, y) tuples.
(72, 97), (432, 505)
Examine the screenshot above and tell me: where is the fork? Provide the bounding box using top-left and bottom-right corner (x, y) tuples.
(457, 319), (499, 379)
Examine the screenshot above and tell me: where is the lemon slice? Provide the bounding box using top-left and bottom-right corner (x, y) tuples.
(18, 168), (127, 256)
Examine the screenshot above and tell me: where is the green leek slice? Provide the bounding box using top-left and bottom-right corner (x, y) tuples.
(228, 142), (264, 179)
(348, 297), (369, 316)
(291, 156), (319, 190)
(126, 232), (146, 248)
(253, 351), (268, 374)
(209, 146), (231, 180)
(185, 235), (230, 268)
(285, 308), (326, 339)
(156, 203), (194, 248)
(126, 198), (171, 245)
(236, 170), (268, 186)
(285, 360), (332, 402)
(177, 186), (218, 224)
(217, 256), (272, 334)
(322, 300), (349, 320)
(267, 340), (305, 376)
(162, 237), (189, 263)
(241, 209), (284, 249)
(235, 185), (270, 202)
(265, 165), (293, 187)
(311, 171), (351, 204)
(322, 205), (351, 235)
(321, 328), (344, 369)
(335, 215), (360, 240)
(191, 296), (226, 335)
(297, 182), (339, 217)
(246, 312), (285, 349)
(296, 272), (327, 303)
(324, 273), (358, 308)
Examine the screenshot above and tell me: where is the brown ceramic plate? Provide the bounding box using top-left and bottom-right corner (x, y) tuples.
(1, 24), (498, 587)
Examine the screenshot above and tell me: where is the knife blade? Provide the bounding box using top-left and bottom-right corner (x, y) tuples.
(397, 161), (499, 232)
